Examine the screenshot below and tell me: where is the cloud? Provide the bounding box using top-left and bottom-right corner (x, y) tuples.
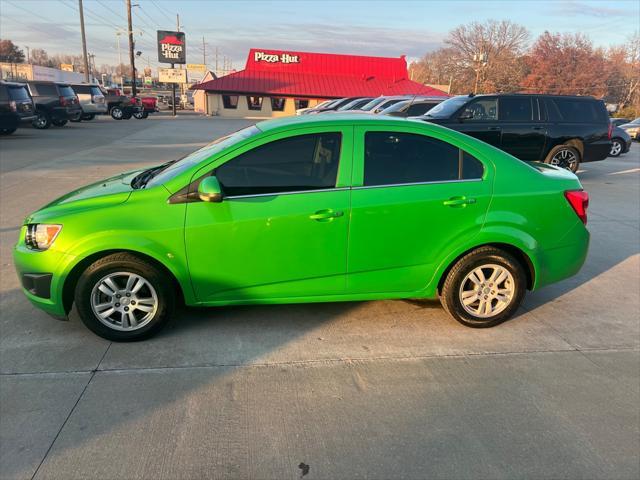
(556, 1), (627, 17)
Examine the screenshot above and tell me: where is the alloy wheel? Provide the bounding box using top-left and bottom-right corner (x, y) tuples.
(550, 148), (578, 171)
(34, 114), (47, 128)
(90, 272), (158, 331)
(610, 140), (622, 156)
(112, 107), (123, 119)
(458, 264), (515, 318)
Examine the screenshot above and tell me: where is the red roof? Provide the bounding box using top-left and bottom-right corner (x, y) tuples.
(192, 48), (447, 98)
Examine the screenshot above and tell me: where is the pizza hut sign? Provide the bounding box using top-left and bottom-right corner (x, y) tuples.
(157, 30), (186, 64)
(254, 51), (300, 64)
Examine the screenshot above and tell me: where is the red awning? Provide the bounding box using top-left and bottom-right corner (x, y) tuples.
(192, 49), (447, 98)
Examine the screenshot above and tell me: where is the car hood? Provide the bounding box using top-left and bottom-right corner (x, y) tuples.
(26, 168), (144, 222)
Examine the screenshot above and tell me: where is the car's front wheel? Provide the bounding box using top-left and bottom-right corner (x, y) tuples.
(440, 247), (526, 328)
(609, 138), (624, 157)
(545, 145), (580, 173)
(133, 111), (148, 119)
(32, 111), (51, 129)
(110, 106), (124, 120)
(75, 253), (175, 341)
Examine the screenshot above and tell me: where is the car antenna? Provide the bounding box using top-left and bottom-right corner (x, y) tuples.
(405, 93), (418, 117)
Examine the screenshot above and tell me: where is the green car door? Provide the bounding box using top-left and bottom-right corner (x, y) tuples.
(184, 127), (353, 303)
(347, 125), (493, 294)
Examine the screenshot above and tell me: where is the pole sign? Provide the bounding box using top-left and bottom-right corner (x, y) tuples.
(159, 68), (187, 83)
(157, 30), (186, 64)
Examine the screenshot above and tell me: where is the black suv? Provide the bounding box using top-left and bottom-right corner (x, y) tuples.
(26, 81), (82, 129)
(418, 94), (611, 172)
(0, 81), (36, 135)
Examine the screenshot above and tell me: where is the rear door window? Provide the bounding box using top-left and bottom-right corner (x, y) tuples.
(545, 97), (607, 123)
(499, 97), (533, 122)
(363, 132), (483, 186)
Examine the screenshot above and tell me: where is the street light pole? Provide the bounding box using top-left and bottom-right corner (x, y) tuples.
(126, 0), (137, 96)
(78, 0), (90, 82)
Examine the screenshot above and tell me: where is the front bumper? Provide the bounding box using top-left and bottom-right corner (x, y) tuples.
(13, 237), (77, 318)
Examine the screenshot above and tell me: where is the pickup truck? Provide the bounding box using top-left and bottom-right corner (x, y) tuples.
(101, 87), (143, 120)
(133, 97), (158, 119)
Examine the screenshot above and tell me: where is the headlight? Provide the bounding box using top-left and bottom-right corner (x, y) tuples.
(25, 224), (62, 251)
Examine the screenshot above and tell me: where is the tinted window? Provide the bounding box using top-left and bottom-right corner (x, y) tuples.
(8, 86), (30, 101)
(222, 95), (238, 109)
(58, 85), (75, 96)
(0, 86), (8, 101)
(216, 133), (341, 196)
(72, 85), (92, 94)
(500, 97), (532, 122)
(424, 96), (469, 118)
(32, 83), (57, 95)
(90, 86), (102, 96)
(460, 98), (497, 121)
(360, 97), (387, 111)
(545, 97), (607, 123)
(364, 132), (483, 186)
(407, 102), (439, 116)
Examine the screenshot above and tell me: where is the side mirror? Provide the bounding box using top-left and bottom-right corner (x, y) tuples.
(198, 176), (223, 203)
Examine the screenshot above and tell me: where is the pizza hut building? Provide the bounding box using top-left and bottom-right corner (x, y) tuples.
(192, 48), (447, 118)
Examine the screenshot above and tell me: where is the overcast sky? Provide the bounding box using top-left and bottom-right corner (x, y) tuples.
(1, 0), (638, 71)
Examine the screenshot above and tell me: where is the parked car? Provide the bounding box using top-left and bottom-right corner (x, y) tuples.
(14, 114), (590, 341)
(296, 99), (333, 115)
(336, 97), (375, 111)
(379, 97), (444, 117)
(133, 97), (158, 119)
(0, 80), (36, 135)
(418, 94), (611, 172)
(68, 83), (107, 121)
(349, 96), (417, 114)
(101, 87), (143, 120)
(26, 81), (82, 129)
(610, 117), (631, 127)
(609, 124), (632, 157)
(306, 97), (365, 114)
(618, 118), (640, 140)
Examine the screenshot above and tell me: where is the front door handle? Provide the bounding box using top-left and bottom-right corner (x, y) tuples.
(532, 126), (544, 130)
(487, 126), (501, 131)
(309, 209), (344, 221)
(443, 196), (476, 207)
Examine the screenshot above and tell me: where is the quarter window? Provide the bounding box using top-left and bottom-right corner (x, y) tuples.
(363, 132), (483, 186)
(216, 133), (342, 196)
(222, 95), (239, 109)
(460, 98), (497, 121)
(500, 97), (533, 122)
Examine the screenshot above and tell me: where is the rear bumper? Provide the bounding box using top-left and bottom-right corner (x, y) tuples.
(583, 141), (612, 162)
(52, 106), (82, 120)
(535, 222), (590, 289)
(81, 103), (108, 114)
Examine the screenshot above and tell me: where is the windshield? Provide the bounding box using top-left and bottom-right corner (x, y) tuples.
(360, 97), (387, 111)
(424, 96), (469, 118)
(8, 86), (30, 101)
(146, 125), (261, 187)
(381, 100), (410, 113)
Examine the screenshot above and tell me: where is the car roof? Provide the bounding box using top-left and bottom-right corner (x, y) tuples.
(0, 80), (28, 87)
(257, 112), (426, 132)
(455, 93), (598, 100)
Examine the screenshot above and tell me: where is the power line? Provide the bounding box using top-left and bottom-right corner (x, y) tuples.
(149, 0), (174, 24)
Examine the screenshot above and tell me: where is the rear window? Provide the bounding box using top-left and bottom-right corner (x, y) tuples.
(58, 85), (75, 97)
(72, 85), (91, 94)
(31, 83), (57, 95)
(90, 86), (102, 96)
(8, 86), (30, 101)
(545, 97), (607, 123)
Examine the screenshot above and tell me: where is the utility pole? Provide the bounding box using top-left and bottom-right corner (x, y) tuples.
(126, 0), (137, 96)
(215, 46), (218, 77)
(25, 46), (30, 64)
(202, 36), (206, 65)
(78, 0), (90, 82)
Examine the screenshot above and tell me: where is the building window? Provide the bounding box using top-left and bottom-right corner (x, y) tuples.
(246, 96), (263, 111)
(295, 99), (309, 110)
(271, 97), (286, 112)
(222, 95), (239, 109)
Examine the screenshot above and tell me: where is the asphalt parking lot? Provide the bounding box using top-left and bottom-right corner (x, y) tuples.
(1, 114), (638, 480)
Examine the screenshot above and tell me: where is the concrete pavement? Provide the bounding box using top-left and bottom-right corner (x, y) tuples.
(1, 114), (638, 479)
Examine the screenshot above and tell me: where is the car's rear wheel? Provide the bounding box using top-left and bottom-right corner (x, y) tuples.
(110, 106), (124, 120)
(32, 111), (51, 129)
(440, 247), (526, 328)
(75, 253), (175, 341)
(133, 111), (148, 119)
(52, 119), (68, 127)
(609, 138), (623, 157)
(545, 145), (580, 173)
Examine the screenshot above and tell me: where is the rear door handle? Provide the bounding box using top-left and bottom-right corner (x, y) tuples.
(309, 209), (344, 221)
(443, 196), (476, 207)
(532, 126), (544, 130)
(487, 126), (501, 131)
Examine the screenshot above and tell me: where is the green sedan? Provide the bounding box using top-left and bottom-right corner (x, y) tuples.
(13, 114), (590, 341)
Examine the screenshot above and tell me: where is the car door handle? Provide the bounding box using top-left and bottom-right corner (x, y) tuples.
(532, 126), (544, 130)
(309, 209), (344, 221)
(487, 126), (501, 131)
(443, 196), (476, 207)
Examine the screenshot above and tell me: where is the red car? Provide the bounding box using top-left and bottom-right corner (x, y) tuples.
(133, 97), (158, 119)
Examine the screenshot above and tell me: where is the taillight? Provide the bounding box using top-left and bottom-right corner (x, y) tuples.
(608, 122), (613, 139)
(59, 96), (67, 106)
(564, 190), (589, 225)
(9, 100), (17, 112)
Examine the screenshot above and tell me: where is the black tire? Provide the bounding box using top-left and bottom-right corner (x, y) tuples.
(69, 116), (82, 123)
(122, 111), (133, 120)
(440, 246), (526, 328)
(544, 145), (580, 173)
(81, 114), (96, 121)
(74, 253), (175, 341)
(32, 111), (51, 129)
(0, 127), (17, 135)
(52, 119), (68, 127)
(609, 138), (624, 157)
(110, 106), (124, 120)
(133, 111), (148, 119)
